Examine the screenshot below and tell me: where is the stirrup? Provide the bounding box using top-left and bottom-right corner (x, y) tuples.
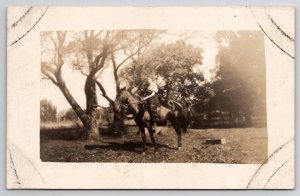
(152, 127), (156, 133)
(152, 122), (157, 133)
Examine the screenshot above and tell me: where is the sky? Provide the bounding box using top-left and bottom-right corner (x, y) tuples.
(40, 30), (221, 112)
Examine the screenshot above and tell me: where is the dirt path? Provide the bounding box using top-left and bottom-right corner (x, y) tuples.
(40, 127), (267, 163)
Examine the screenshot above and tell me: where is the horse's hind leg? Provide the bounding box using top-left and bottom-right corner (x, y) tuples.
(177, 131), (182, 150)
(175, 125), (182, 150)
(169, 117), (182, 150)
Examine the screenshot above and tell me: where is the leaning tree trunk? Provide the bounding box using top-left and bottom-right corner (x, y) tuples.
(95, 80), (126, 134)
(55, 70), (99, 140)
(84, 75), (100, 140)
(55, 70), (89, 127)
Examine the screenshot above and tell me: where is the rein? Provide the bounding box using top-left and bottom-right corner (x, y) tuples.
(123, 100), (145, 107)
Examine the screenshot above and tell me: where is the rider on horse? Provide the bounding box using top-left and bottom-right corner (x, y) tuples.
(136, 77), (160, 132)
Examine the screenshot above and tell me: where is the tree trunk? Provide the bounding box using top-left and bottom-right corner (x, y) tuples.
(85, 115), (99, 140)
(54, 68), (101, 140)
(56, 77), (89, 127)
(109, 103), (126, 134)
(85, 75), (100, 140)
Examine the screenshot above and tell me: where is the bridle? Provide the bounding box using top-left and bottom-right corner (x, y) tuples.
(120, 100), (146, 113)
(118, 92), (147, 114)
(123, 100), (145, 107)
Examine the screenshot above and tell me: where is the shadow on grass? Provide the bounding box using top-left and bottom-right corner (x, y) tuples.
(40, 127), (129, 141)
(40, 128), (84, 141)
(84, 141), (177, 153)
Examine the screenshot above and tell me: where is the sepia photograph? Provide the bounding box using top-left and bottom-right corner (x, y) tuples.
(7, 6), (294, 189)
(40, 29), (267, 163)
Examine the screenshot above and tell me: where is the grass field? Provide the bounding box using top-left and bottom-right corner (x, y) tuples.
(40, 126), (267, 163)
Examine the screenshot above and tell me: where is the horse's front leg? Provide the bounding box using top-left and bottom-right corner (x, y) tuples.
(138, 125), (147, 151)
(147, 123), (158, 151)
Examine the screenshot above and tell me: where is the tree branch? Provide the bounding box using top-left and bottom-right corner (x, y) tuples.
(111, 53), (117, 73)
(116, 38), (154, 72)
(50, 36), (58, 51)
(93, 51), (105, 69)
(111, 53), (120, 93)
(93, 51), (108, 75)
(43, 63), (56, 74)
(73, 58), (88, 76)
(94, 30), (104, 38)
(55, 31), (67, 68)
(95, 80), (114, 106)
(41, 70), (58, 85)
(78, 67), (88, 76)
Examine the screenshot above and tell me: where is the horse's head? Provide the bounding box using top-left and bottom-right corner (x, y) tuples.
(116, 90), (140, 115)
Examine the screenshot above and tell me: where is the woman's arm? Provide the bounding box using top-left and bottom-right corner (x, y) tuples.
(142, 91), (155, 101)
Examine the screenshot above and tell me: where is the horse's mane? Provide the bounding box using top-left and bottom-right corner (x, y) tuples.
(120, 90), (144, 111)
(123, 90), (141, 102)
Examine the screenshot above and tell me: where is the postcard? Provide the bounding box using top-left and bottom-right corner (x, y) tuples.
(7, 6), (295, 189)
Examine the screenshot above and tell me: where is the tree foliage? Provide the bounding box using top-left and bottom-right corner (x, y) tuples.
(121, 40), (204, 105)
(209, 31), (266, 124)
(40, 99), (57, 122)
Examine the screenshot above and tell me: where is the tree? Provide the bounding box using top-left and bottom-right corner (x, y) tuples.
(40, 99), (57, 122)
(64, 108), (78, 121)
(213, 31), (266, 125)
(120, 40), (204, 106)
(41, 30), (162, 140)
(41, 31), (97, 139)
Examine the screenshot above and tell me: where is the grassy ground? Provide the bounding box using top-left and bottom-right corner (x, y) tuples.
(40, 121), (81, 130)
(40, 126), (267, 163)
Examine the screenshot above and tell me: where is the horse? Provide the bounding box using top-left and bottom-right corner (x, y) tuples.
(116, 89), (189, 151)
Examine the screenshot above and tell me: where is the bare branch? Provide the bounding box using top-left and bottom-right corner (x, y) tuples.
(73, 58), (89, 76)
(41, 69), (58, 85)
(56, 31), (67, 68)
(78, 68), (88, 76)
(70, 32), (84, 41)
(42, 63), (56, 74)
(93, 51), (108, 75)
(50, 36), (58, 51)
(111, 53), (120, 93)
(111, 53), (117, 71)
(93, 51), (105, 68)
(94, 30), (104, 38)
(95, 80), (115, 106)
(41, 76), (57, 85)
(115, 32), (161, 72)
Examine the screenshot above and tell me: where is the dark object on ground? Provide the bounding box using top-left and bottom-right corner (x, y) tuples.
(205, 138), (226, 145)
